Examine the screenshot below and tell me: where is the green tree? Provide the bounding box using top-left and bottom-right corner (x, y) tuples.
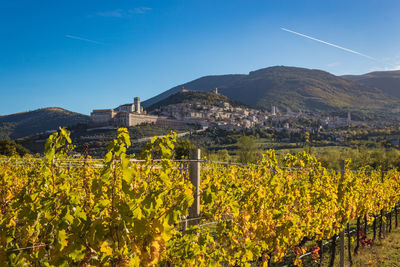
(174, 139), (196, 159)
(237, 136), (260, 163)
(0, 132), (10, 140)
(0, 140), (29, 156)
(208, 149), (231, 162)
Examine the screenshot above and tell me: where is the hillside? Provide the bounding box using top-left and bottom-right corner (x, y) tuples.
(0, 107), (89, 139)
(141, 74), (246, 108)
(143, 66), (399, 112)
(220, 66), (398, 111)
(146, 90), (249, 111)
(342, 70), (400, 98)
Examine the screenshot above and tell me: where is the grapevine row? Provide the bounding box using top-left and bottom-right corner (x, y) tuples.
(0, 128), (399, 266)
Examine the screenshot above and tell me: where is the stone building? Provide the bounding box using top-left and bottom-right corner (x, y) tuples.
(90, 97), (187, 129)
(90, 109), (116, 125)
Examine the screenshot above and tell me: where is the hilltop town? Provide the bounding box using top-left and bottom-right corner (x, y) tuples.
(89, 88), (357, 133)
(6, 82), (400, 159)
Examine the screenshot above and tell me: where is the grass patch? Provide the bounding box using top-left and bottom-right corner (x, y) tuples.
(311, 226), (400, 266)
(348, 227), (400, 266)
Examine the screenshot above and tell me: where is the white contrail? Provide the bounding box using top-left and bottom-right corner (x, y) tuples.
(65, 34), (105, 45)
(280, 27), (376, 60)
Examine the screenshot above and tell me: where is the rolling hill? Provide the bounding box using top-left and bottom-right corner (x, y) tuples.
(0, 107), (89, 140)
(143, 66), (399, 112)
(142, 74), (246, 108)
(146, 90), (249, 112)
(342, 70), (400, 98)
(3, 66), (400, 140)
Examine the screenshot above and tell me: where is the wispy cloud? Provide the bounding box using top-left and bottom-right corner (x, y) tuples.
(96, 9), (125, 18)
(281, 27), (376, 60)
(326, 62), (340, 68)
(368, 63), (400, 73)
(379, 57), (400, 70)
(65, 35), (105, 45)
(131, 7), (152, 14)
(383, 65), (400, 71)
(94, 7), (152, 18)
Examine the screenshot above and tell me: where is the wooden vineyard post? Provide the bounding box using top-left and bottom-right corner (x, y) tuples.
(317, 240), (323, 267)
(364, 215), (368, 236)
(354, 217), (360, 254)
(339, 160), (345, 267)
(188, 149), (201, 225)
(339, 230), (345, 267)
(372, 216), (377, 245)
(347, 223), (353, 265)
(328, 234), (337, 267)
(379, 169), (385, 239)
(379, 209), (384, 239)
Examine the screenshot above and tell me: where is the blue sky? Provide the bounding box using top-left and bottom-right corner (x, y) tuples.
(1, 0), (400, 115)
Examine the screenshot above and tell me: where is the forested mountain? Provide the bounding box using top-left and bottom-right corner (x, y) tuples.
(0, 107), (89, 139)
(342, 70), (400, 98)
(143, 66), (399, 112)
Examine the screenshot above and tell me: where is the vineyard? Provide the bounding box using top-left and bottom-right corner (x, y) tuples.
(1, 128), (400, 266)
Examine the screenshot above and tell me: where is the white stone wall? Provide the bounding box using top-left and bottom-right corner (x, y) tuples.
(128, 114), (158, 126)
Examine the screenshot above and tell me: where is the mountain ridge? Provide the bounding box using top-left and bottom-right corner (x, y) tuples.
(3, 66), (400, 140)
(143, 66), (399, 112)
(0, 107), (89, 140)
(342, 70), (400, 98)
